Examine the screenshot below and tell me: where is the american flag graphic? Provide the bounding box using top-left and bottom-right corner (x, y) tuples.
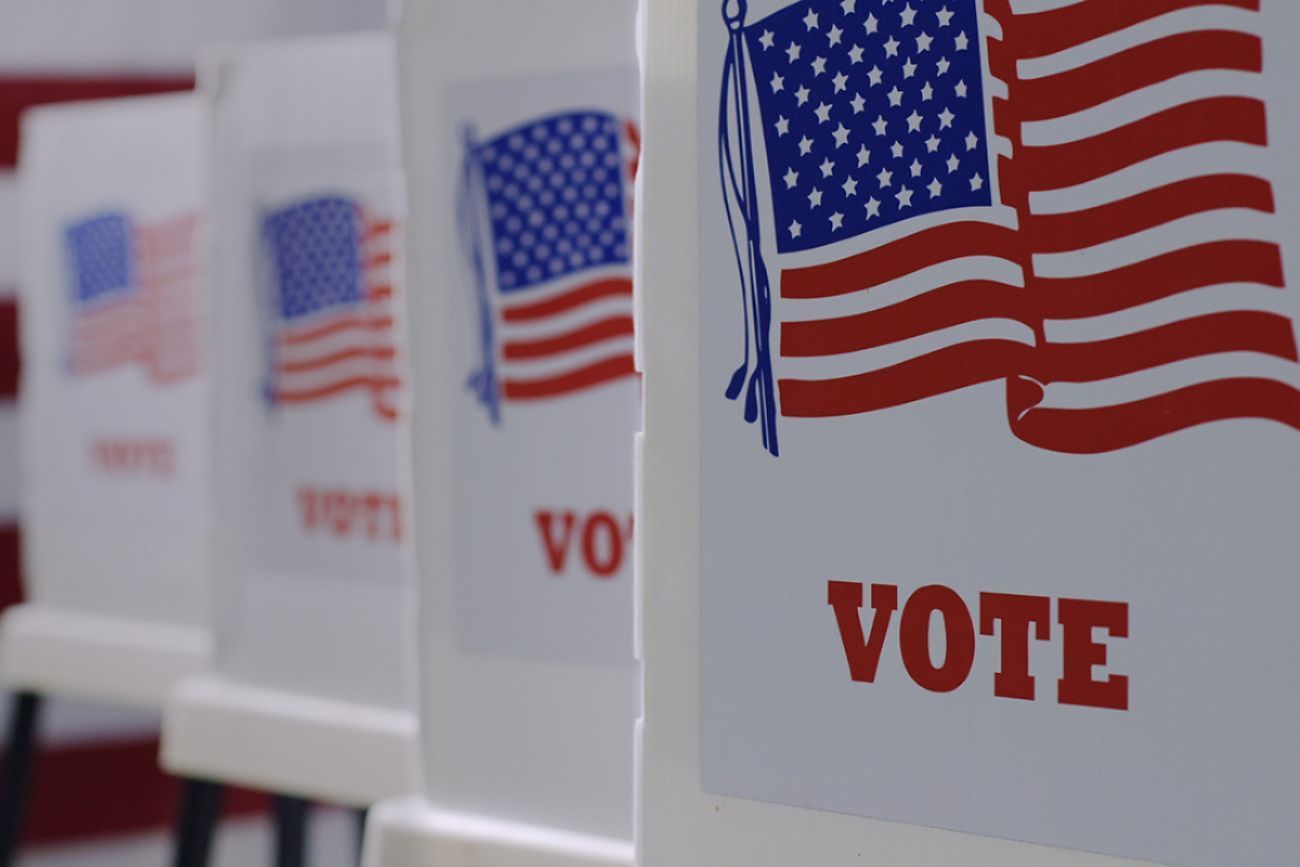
(261, 195), (400, 422)
(461, 110), (637, 425)
(64, 211), (200, 384)
(719, 0), (1300, 456)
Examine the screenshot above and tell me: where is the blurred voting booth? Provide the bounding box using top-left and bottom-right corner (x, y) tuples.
(161, 29), (419, 824)
(365, 1), (639, 864)
(0, 0), (392, 860)
(5, 93), (209, 718)
(637, 1), (1300, 867)
(0, 93), (209, 861)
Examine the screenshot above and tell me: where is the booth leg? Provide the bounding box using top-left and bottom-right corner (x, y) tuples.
(171, 778), (224, 867)
(0, 691), (43, 867)
(273, 794), (311, 867)
(355, 806), (369, 865)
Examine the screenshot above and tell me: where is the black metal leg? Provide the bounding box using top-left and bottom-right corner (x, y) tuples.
(171, 778), (224, 867)
(0, 691), (43, 867)
(273, 794), (311, 867)
(355, 806), (369, 865)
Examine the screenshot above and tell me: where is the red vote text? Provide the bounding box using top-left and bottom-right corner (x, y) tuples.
(535, 509), (634, 579)
(828, 581), (1129, 710)
(91, 437), (174, 478)
(297, 486), (402, 543)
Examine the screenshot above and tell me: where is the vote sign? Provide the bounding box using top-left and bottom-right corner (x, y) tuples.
(203, 35), (415, 709)
(697, 1), (1300, 864)
(250, 171), (408, 583)
(20, 95), (209, 622)
(446, 68), (640, 666)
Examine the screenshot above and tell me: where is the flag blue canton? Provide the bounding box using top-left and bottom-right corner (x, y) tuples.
(263, 196), (364, 320)
(478, 111), (629, 293)
(745, 0), (992, 253)
(66, 213), (134, 304)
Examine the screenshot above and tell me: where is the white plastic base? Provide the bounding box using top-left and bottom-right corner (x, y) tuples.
(161, 674), (422, 807)
(0, 604), (209, 709)
(363, 796), (634, 867)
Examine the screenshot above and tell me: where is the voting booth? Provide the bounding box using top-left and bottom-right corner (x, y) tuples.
(0, 92), (208, 863)
(364, 2), (639, 864)
(4, 93), (209, 711)
(637, 1), (1300, 865)
(160, 31), (420, 822)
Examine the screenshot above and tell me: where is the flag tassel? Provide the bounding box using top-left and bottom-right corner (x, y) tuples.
(458, 126), (502, 426)
(719, 0), (779, 456)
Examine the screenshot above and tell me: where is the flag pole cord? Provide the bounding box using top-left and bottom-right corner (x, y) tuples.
(719, 0), (779, 455)
(458, 127), (502, 426)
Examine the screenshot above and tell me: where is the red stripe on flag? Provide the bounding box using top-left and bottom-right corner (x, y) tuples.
(502, 354), (637, 400)
(501, 278), (633, 323)
(279, 315), (395, 346)
(364, 220), (394, 239)
(1036, 241), (1285, 319)
(503, 315), (635, 360)
(781, 282), (1030, 358)
(1038, 311), (1299, 383)
(275, 375), (402, 404)
(276, 345), (397, 374)
(780, 222), (1022, 299)
(1014, 97), (1269, 192)
(1024, 175), (1275, 253)
(998, 0), (1261, 60)
(1014, 31), (1261, 122)
(1012, 378), (1300, 454)
(779, 340), (1032, 418)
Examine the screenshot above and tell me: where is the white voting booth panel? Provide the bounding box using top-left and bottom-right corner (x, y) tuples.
(160, 32), (421, 807)
(639, 1), (1300, 866)
(3, 94), (210, 709)
(366, 2), (639, 864)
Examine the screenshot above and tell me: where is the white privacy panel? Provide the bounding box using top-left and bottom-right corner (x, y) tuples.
(19, 94), (209, 630)
(202, 32), (414, 711)
(161, 33), (420, 805)
(366, 1), (640, 862)
(637, 1), (1300, 866)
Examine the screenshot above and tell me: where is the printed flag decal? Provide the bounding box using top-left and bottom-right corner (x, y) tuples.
(718, 0), (1300, 456)
(64, 211), (200, 384)
(460, 110), (638, 425)
(261, 195), (400, 421)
